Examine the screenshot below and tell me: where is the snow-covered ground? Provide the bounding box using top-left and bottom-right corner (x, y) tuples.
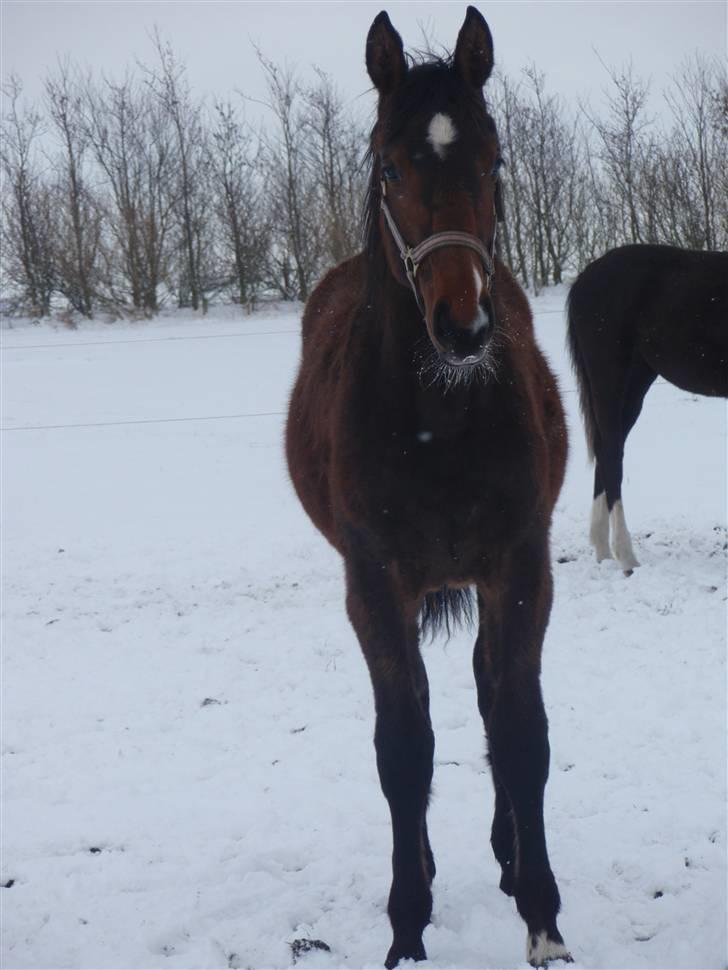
(2, 292), (726, 970)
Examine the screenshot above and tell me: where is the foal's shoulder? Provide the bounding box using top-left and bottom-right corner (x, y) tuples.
(302, 254), (367, 342)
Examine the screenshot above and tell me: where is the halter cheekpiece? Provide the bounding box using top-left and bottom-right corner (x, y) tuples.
(379, 178), (496, 316)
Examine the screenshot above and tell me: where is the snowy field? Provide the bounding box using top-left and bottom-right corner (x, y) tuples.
(2, 291), (726, 970)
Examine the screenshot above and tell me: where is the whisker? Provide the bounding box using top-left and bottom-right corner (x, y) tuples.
(413, 328), (503, 393)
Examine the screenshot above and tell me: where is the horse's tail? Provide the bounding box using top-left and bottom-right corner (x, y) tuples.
(566, 281), (597, 462)
(420, 586), (475, 641)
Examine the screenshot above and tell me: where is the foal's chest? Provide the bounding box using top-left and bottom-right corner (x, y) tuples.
(345, 411), (541, 581)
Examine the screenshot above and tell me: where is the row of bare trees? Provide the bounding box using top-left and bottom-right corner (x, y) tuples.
(493, 56), (728, 291)
(2, 44), (726, 316)
(0, 36), (366, 317)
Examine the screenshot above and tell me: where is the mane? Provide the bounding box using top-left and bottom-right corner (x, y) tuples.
(362, 57), (497, 262)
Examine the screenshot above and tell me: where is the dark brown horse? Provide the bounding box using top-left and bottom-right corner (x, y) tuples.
(286, 8), (570, 967)
(567, 244), (728, 573)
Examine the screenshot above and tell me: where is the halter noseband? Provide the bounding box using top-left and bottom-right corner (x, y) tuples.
(379, 178), (496, 316)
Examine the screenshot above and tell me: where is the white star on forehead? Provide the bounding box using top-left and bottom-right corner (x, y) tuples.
(427, 112), (457, 159)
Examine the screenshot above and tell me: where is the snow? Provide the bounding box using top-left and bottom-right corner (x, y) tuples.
(2, 290), (726, 970)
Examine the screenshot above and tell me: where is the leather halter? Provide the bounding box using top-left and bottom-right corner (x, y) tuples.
(379, 178), (496, 316)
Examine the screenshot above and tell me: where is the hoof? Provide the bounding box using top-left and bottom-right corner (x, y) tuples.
(616, 557), (639, 574)
(385, 938), (426, 968)
(617, 553), (639, 575)
(527, 931), (573, 967)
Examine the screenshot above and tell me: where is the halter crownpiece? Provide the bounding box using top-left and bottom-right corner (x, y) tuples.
(379, 178), (496, 316)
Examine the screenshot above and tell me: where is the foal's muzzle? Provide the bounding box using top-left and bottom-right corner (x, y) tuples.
(379, 181), (496, 320)
(433, 295), (495, 365)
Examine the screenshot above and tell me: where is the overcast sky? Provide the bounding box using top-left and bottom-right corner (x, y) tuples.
(2, 1), (726, 122)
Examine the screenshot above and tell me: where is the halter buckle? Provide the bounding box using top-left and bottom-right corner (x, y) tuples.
(402, 251), (417, 280)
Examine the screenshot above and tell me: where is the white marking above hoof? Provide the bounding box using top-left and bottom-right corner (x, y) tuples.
(427, 112), (457, 159)
(589, 492), (612, 562)
(527, 931), (573, 967)
(609, 499), (640, 572)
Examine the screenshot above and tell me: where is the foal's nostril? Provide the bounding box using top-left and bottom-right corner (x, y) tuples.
(433, 299), (455, 348)
(472, 299), (495, 339)
(432, 298), (494, 362)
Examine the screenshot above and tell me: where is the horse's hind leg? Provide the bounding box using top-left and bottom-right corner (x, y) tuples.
(345, 550), (434, 969)
(595, 430), (639, 573)
(584, 388), (617, 564)
(596, 362), (656, 573)
(589, 464), (612, 562)
(474, 541), (571, 967)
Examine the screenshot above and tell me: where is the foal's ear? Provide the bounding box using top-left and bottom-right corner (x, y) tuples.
(366, 11), (407, 96)
(454, 6), (494, 88)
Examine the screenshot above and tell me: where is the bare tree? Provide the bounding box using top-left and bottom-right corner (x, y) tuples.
(208, 100), (268, 306)
(83, 72), (176, 312)
(256, 52), (323, 301)
(585, 60), (654, 246)
(710, 67), (728, 245)
(491, 72), (531, 285)
(45, 60), (100, 316)
(571, 150), (620, 268)
(522, 66), (583, 285)
(663, 54), (727, 249)
(0, 76), (55, 314)
(302, 68), (367, 267)
(144, 31), (210, 310)
(493, 68), (584, 289)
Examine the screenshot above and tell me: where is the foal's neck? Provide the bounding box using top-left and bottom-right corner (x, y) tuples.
(372, 275), (495, 439)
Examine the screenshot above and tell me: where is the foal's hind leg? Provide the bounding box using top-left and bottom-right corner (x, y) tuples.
(345, 551), (434, 969)
(474, 540), (571, 967)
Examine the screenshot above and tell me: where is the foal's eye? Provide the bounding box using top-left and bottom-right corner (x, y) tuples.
(381, 163), (401, 182)
(491, 156), (505, 178)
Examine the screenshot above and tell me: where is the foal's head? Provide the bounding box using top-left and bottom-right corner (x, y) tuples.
(366, 6), (503, 370)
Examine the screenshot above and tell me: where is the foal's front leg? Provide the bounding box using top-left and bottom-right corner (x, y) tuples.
(475, 541), (572, 967)
(345, 553), (434, 968)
